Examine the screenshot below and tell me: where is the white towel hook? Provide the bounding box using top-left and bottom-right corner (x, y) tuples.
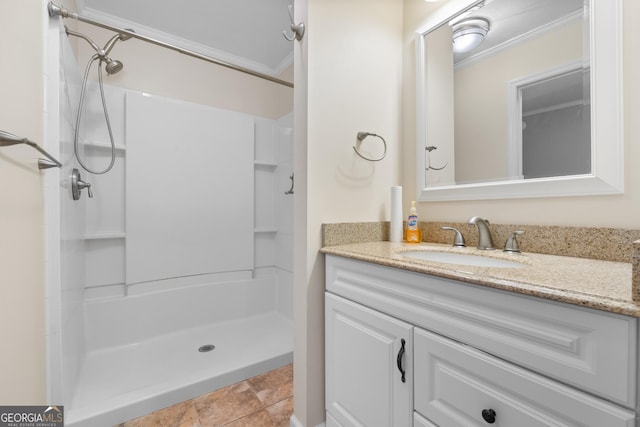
(283, 5), (305, 41)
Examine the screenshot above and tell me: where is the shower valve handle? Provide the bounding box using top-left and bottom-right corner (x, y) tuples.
(79, 181), (93, 198)
(72, 168), (93, 200)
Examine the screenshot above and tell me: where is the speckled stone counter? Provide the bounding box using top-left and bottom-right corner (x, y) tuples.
(322, 222), (640, 262)
(322, 221), (640, 307)
(633, 240), (640, 301)
(321, 241), (640, 318)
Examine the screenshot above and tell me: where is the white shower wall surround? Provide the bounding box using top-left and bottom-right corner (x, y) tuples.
(57, 35), (293, 426)
(127, 91), (254, 284)
(71, 86), (295, 297)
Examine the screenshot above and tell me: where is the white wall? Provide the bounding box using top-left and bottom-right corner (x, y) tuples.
(404, 0), (640, 229)
(293, 0), (404, 425)
(0, 0), (47, 404)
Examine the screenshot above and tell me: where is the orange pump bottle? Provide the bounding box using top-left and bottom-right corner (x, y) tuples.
(405, 201), (422, 243)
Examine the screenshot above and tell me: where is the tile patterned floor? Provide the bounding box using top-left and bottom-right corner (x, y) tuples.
(115, 364), (293, 427)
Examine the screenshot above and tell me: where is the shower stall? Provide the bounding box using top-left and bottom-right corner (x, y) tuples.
(47, 8), (293, 427)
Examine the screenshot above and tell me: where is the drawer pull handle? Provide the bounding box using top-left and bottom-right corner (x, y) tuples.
(481, 409), (496, 424)
(396, 338), (406, 383)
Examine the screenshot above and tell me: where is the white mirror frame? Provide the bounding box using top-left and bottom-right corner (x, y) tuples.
(415, 0), (623, 201)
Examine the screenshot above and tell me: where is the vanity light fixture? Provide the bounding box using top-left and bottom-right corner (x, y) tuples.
(451, 17), (490, 54)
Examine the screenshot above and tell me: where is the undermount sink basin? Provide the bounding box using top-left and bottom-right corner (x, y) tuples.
(400, 250), (527, 269)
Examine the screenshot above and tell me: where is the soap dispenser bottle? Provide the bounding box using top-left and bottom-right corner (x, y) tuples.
(406, 201), (422, 243)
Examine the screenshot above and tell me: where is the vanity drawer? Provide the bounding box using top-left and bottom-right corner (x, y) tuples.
(413, 328), (636, 427)
(326, 255), (637, 407)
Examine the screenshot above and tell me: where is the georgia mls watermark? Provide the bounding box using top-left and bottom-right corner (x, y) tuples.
(0, 406), (63, 427)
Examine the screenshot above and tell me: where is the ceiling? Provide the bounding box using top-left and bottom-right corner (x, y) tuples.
(77, 0), (295, 76)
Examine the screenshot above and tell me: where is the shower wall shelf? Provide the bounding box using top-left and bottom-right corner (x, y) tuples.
(84, 141), (126, 151)
(254, 153), (278, 234)
(254, 160), (278, 168)
(254, 227), (278, 233)
(84, 232), (126, 240)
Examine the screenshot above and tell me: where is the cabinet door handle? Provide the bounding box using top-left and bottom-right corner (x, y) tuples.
(481, 408), (496, 424)
(396, 338), (406, 383)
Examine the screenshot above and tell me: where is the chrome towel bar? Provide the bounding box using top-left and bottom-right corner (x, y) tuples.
(0, 130), (62, 169)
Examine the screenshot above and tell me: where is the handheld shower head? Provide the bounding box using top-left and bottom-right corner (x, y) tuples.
(62, 25), (135, 174)
(103, 57), (124, 75)
(101, 29), (134, 75)
(65, 27), (133, 75)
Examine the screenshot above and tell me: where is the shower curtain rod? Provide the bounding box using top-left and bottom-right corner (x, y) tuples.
(47, 2), (294, 89)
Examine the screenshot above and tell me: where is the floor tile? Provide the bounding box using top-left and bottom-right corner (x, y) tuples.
(266, 396), (294, 427)
(194, 381), (264, 426)
(123, 400), (201, 427)
(222, 409), (277, 427)
(247, 364), (293, 407)
(114, 364), (293, 427)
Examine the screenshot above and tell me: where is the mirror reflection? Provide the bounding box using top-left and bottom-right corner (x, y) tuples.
(421, 0), (589, 188)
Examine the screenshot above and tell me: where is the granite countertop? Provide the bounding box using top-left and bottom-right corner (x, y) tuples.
(321, 241), (640, 318)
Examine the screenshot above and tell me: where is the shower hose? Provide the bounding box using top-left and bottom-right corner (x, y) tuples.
(73, 53), (117, 175)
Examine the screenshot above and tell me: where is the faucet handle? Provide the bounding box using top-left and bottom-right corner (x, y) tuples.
(441, 226), (466, 247)
(71, 168), (94, 200)
(504, 230), (524, 253)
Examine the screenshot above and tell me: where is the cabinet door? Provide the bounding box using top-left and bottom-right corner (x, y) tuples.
(326, 292), (412, 427)
(414, 328), (636, 427)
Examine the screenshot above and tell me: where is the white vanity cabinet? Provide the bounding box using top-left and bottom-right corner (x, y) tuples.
(325, 292), (413, 427)
(325, 254), (639, 427)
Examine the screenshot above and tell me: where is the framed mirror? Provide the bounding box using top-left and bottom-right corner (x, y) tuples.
(415, 0), (622, 201)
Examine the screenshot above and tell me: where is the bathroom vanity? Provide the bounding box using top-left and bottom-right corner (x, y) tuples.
(322, 243), (639, 427)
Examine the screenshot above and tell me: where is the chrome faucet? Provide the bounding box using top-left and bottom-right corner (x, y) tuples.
(467, 216), (495, 250)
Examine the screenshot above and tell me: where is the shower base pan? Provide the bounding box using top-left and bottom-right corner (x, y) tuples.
(65, 312), (293, 427)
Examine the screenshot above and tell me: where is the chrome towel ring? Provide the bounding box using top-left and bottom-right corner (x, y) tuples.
(353, 132), (387, 162)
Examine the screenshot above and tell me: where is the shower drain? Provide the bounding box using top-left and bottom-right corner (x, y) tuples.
(198, 344), (216, 353)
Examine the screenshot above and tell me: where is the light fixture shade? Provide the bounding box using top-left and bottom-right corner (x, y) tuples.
(451, 17), (490, 54)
